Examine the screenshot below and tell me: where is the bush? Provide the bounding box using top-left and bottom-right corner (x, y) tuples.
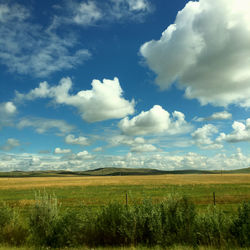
(195, 206), (231, 247)
(230, 201), (250, 247)
(2, 210), (28, 246)
(0, 192), (248, 249)
(134, 199), (162, 246)
(54, 208), (87, 247)
(28, 191), (60, 247)
(160, 196), (196, 246)
(0, 203), (28, 246)
(95, 203), (136, 246)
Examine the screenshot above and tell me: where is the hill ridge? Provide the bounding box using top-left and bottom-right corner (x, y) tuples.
(0, 167), (249, 177)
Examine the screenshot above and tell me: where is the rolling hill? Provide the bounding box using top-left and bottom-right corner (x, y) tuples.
(0, 167), (249, 177)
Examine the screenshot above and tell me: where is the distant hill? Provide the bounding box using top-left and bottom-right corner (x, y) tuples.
(0, 167), (249, 177)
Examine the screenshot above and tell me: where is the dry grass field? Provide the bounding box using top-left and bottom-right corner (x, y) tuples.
(0, 174), (249, 249)
(0, 174), (249, 189)
(0, 174), (249, 211)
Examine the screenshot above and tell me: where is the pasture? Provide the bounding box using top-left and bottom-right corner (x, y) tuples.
(0, 174), (249, 212)
(0, 173), (249, 249)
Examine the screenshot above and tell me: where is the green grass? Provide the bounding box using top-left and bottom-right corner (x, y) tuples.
(0, 192), (249, 249)
(0, 183), (249, 214)
(0, 246), (248, 250)
(0, 246), (249, 250)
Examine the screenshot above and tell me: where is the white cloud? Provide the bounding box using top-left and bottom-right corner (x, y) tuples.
(109, 135), (145, 146)
(73, 1), (102, 25)
(0, 148), (249, 172)
(0, 138), (20, 151)
(195, 111), (232, 122)
(119, 105), (191, 136)
(16, 77), (135, 122)
(65, 134), (90, 146)
(54, 148), (71, 154)
(51, 0), (152, 29)
(131, 143), (157, 152)
(93, 147), (103, 152)
(0, 2), (90, 77)
(217, 119), (250, 143)
(0, 3), (29, 22)
(0, 102), (17, 129)
(192, 124), (222, 149)
(76, 150), (93, 159)
(127, 0), (150, 11)
(119, 105), (169, 135)
(17, 117), (75, 135)
(140, 0), (250, 107)
(108, 134), (158, 153)
(0, 101), (16, 114)
(108, 0), (152, 21)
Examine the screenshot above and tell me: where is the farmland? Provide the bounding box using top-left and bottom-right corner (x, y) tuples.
(0, 173), (249, 211)
(0, 172), (249, 249)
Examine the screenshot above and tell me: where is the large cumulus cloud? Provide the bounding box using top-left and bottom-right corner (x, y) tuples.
(119, 105), (191, 136)
(217, 119), (250, 143)
(16, 77), (135, 123)
(140, 0), (250, 107)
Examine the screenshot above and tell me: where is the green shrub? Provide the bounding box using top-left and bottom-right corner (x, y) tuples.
(95, 203), (137, 246)
(195, 206), (230, 247)
(54, 208), (87, 247)
(28, 191), (60, 247)
(0, 192), (247, 249)
(134, 199), (162, 246)
(0, 203), (12, 229)
(160, 196), (196, 246)
(2, 209), (28, 246)
(230, 201), (250, 247)
(0, 203), (28, 246)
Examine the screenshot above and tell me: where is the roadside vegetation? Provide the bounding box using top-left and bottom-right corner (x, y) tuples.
(0, 192), (249, 249)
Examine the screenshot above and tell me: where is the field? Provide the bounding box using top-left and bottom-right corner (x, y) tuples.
(0, 173), (249, 212)
(0, 173), (249, 249)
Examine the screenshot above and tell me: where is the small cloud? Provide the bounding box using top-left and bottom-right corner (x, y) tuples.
(108, 134), (158, 153)
(38, 150), (51, 154)
(61, 0), (153, 27)
(192, 124), (222, 149)
(73, 1), (102, 26)
(0, 138), (20, 151)
(0, 102), (17, 129)
(93, 147), (103, 152)
(54, 147), (71, 154)
(65, 134), (90, 146)
(17, 117), (75, 135)
(194, 111), (232, 122)
(76, 150), (92, 159)
(107, 0), (153, 21)
(217, 119), (250, 143)
(131, 143), (157, 152)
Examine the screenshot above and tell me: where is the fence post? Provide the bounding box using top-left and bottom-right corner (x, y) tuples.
(213, 192), (216, 206)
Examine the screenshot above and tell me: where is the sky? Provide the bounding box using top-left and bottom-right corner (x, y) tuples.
(1, 0), (250, 171)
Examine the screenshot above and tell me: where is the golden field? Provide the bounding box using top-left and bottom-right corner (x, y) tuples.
(0, 174), (249, 189)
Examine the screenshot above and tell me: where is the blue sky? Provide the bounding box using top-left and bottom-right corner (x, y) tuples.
(1, 0), (250, 171)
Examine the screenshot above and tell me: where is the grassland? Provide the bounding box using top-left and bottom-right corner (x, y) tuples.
(0, 174), (249, 212)
(0, 173), (249, 249)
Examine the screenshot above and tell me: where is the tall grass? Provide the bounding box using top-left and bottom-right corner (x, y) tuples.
(0, 192), (249, 248)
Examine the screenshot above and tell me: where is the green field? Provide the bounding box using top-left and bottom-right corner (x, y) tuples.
(0, 173), (249, 249)
(0, 173), (249, 213)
